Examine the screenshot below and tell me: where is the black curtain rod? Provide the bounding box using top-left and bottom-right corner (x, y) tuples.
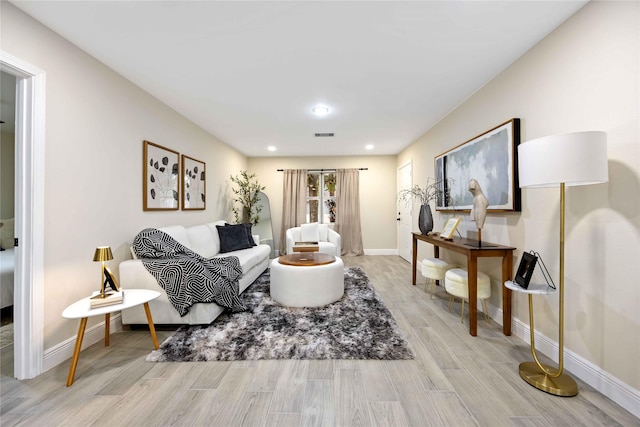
(276, 168), (368, 172)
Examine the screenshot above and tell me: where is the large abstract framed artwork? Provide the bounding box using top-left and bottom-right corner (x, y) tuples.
(182, 155), (206, 210)
(435, 118), (521, 212)
(143, 140), (180, 211)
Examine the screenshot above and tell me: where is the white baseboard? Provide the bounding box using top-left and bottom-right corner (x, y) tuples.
(486, 303), (640, 418)
(363, 249), (398, 255)
(43, 313), (123, 372)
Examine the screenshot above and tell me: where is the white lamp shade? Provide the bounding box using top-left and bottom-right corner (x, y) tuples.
(518, 131), (608, 188)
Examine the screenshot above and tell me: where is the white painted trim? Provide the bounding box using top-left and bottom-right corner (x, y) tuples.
(0, 51), (46, 379)
(43, 314), (123, 372)
(363, 249), (398, 256)
(486, 303), (640, 418)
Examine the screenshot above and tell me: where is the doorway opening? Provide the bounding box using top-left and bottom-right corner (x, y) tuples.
(397, 161), (412, 262)
(1, 52), (46, 379)
(0, 71), (17, 367)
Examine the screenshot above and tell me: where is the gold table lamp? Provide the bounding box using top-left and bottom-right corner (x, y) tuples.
(518, 131), (608, 396)
(93, 246), (114, 298)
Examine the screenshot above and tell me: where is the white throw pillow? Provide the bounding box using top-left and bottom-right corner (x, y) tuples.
(318, 224), (329, 242)
(300, 223), (320, 242)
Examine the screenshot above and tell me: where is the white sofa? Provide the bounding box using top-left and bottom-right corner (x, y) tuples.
(120, 220), (270, 325)
(285, 223), (341, 256)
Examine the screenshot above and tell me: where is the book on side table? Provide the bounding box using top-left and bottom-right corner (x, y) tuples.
(293, 241), (320, 252)
(90, 290), (124, 308)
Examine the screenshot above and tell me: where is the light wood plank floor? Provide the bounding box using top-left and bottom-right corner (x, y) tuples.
(1, 256), (638, 426)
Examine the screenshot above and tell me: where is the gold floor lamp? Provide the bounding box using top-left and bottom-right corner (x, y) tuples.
(517, 131), (608, 396)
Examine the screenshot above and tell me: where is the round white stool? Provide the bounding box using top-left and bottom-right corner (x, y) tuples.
(270, 257), (344, 307)
(421, 258), (455, 299)
(444, 268), (491, 323)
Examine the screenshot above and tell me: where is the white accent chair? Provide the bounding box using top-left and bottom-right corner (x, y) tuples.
(285, 223), (341, 256)
(444, 268), (491, 324)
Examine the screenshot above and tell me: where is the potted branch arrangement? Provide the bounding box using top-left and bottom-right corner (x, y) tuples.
(398, 177), (453, 235)
(230, 170), (266, 226)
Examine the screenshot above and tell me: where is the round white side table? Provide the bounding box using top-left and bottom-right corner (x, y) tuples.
(62, 289), (161, 386)
(504, 280), (577, 396)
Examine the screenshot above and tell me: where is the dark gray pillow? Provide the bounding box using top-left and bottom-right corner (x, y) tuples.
(225, 222), (256, 246)
(217, 224), (253, 253)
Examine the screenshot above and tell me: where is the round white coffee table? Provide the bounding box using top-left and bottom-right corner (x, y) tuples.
(270, 253), (344, 307)
(62, 289), (160, 386)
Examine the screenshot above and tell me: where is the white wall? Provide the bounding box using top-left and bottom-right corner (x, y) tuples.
(248, 155), (398, 254)
(1, 3), (247, 348)
(399, 1), (639, 392)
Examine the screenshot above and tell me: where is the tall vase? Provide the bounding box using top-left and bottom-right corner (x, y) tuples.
(418, 204), (433, 235)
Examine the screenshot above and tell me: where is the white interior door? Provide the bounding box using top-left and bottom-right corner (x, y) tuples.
(397, 162), (412, 262)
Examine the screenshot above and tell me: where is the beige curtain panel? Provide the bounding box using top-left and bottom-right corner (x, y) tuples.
(279, 169), (307, 255)
(335, 168), (364, 256)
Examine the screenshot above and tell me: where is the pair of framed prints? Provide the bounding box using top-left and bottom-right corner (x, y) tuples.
(142, 140), (206, 211)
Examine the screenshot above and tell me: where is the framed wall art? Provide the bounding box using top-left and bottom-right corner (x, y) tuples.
(182, 154), (206, 210)
(143, 140), (180, 211)
(434, 118), (521, 212)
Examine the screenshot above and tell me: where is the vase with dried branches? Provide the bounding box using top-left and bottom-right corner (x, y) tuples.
(398, 177), (453, 234)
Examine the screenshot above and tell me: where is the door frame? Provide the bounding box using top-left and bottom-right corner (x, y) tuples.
(1, 51), (45, 379)
(397, 161), (412, 262)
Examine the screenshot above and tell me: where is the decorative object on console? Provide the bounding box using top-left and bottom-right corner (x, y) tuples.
(517, 130), (608, 397)
(418, 204), (434, 235)
(143, 140), (179, 211)
(469, 178), (488, 226)
(435, 118), (521, 212)
(398, 177), (452, 235)
(92, 246), (114, 299)
(439, 217), (461, 240)
(468, 178), (490, 246)
(230, 170), (266, 226)
(181, 154), (205, 210)
(146, 268), (414, 362)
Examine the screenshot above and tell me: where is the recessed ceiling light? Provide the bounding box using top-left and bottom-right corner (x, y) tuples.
(312, 105), (330, 116)
(366, 144), (374, 150)
(267, 146), (277, 152)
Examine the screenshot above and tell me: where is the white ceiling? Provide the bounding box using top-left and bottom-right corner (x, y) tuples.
(10, 1), (586, 157)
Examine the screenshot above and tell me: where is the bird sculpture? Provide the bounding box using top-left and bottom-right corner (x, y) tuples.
(468, 179), (489, 229)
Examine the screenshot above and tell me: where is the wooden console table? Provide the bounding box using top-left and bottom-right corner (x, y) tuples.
(412, 232), (515, 337)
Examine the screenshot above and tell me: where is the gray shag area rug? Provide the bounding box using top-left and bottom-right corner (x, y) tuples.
(146, 267), (414, 361)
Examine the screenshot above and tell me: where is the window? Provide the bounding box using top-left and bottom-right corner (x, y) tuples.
(306, 172), (336, 223)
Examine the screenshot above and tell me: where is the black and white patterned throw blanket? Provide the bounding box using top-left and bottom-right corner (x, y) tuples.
(132, 228), (245, 316)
